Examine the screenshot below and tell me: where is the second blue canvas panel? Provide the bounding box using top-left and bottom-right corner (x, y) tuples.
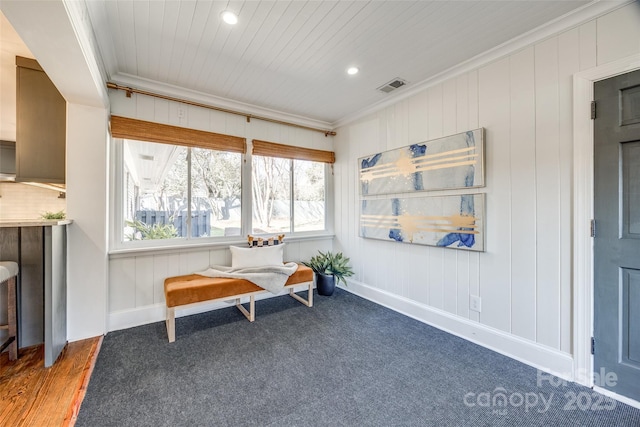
(359, 128), (484, 196)
(360, 194), (485, 252)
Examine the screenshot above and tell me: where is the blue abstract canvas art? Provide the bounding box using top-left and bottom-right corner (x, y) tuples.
(359, 128), (484, 195)
(360, 194), (485, 252)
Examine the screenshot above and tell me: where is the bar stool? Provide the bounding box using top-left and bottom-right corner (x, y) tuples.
(0, 261), (19, 361)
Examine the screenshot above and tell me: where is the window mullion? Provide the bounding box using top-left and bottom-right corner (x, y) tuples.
(187, 148), (192, 239)
(325, 163), (331, 232)
(243, 151), (252, 237)
(114, 139), (124, 245)
(290, 159), (295, 233)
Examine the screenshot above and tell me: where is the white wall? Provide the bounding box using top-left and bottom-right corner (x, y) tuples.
(107, 90), (335, 331)
(333, 3), (640, 375)
(66, 104), (109, 341)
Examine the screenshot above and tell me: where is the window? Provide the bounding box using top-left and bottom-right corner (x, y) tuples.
(251, 139), (333, 235)
(191, 148), (242, 237)
(252, 156), (291, 233)
(111, 116), (246, 246)
(123, 140), (187, 241)
(122, 139), (242, 241)
(110, 116), (334, 249)
(252, 157), (326, 233)
(293, 159), (326, 232)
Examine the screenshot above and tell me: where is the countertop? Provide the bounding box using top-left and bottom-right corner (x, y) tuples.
(0, 219), (72, 228)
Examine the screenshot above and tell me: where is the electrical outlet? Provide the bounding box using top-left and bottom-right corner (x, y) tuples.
(177, 107), (185, 118)
(470, 295), (482, 312)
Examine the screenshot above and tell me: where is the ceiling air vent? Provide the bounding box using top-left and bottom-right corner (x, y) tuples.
(377, 78), (408, 93)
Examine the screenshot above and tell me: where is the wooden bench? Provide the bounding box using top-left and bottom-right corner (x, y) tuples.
(163, 264), (314, 342)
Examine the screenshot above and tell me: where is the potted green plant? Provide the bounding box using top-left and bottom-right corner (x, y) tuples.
(302, 250), (354, 296)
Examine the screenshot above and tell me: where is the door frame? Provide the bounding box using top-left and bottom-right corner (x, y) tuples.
(573, 53), (640, 405)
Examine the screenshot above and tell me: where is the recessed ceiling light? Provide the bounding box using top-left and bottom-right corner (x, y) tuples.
(347, 67), (359, 75)
(221, 10), (238, 25)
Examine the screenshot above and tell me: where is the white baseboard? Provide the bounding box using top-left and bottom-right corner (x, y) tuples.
(107, 279), (640, 409)
(110, 279), (573, 377)
(342, 279), (574, 380)
(109, 303), (165, 332)
(107, 284), (311, 333)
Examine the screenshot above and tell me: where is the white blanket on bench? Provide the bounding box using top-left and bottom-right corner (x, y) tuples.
(195, 262), (299, 294)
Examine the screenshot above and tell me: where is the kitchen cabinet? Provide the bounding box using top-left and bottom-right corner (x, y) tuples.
(15, 56), (66, 184)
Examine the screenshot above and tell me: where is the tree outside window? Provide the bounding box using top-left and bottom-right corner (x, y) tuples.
(252, 156), (325, 234)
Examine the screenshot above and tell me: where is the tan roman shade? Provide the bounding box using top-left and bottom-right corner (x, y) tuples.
(110, 115), (246, 153)
(252, 139), (335, 163)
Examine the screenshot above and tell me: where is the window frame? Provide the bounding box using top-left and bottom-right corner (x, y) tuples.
(251, 155), (329, 235)
(109, 119), (334, 254)
(111, 138), (247, 252)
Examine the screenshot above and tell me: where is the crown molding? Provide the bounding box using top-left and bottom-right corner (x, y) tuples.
(109, 72), (335, 133)
(332, 0), (633, 129)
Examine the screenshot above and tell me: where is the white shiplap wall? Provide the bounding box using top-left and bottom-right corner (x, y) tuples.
(333, 3), (640, 373)
(107, 90), (334, 331)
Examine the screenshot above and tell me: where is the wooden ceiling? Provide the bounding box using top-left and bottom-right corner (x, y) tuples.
(71, 1), (594, 123)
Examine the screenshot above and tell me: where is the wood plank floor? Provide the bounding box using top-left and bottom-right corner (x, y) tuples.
(0, 336), (101, 427)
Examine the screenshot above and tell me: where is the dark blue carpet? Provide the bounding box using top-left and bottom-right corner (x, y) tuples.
(76, 288), (640, 426)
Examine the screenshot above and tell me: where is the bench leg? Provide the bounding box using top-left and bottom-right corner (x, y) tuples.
(289, 282), (313, 307)
(166, 307), (176, 343)
(235, 295), (255, 322)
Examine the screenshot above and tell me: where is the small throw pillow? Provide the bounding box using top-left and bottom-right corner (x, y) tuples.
(231, 244), (285, 269)
(247, 234), (285, 247)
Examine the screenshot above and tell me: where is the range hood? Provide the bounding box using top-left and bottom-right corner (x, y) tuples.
(0, 140), (16, 182)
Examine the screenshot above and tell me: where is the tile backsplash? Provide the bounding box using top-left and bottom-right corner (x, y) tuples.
(0, 182), (66, 220)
